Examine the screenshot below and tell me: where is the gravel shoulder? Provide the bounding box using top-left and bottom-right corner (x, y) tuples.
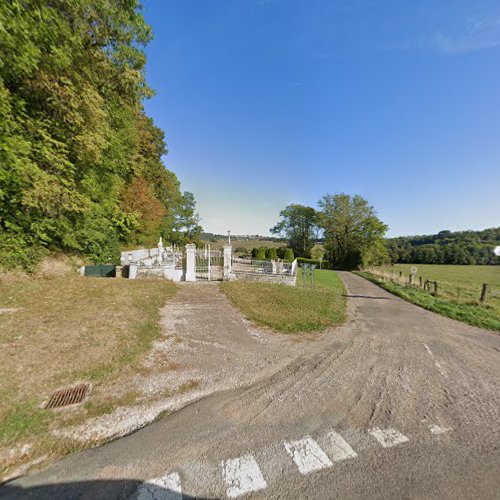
(52, 282), (321, 443)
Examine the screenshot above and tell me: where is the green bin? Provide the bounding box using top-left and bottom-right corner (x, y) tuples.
(83, 265), (116, 277)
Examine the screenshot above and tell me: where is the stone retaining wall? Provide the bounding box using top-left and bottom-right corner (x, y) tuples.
(229, 272), (297, 286)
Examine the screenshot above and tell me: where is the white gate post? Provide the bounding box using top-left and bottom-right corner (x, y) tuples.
(223, 245), (232, 278)
(185, 244), (196, 281)
(208, 245), (211, 281)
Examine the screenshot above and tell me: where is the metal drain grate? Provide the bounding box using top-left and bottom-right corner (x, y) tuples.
(45, 384), (89, 409)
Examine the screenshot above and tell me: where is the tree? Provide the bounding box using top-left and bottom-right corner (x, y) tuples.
(0, 0), (201, 267)
(254, 247), (266, 260)
(318, 193), (388, 270)
(121, 177), (165, 245)
(385, 227), (500, 265)
(270, 204), (318, 257)
(172, 192), (202, 244)
(266, 247), (277, 259)
(284, 248), (295, 262)
(310, 245), (325, 262)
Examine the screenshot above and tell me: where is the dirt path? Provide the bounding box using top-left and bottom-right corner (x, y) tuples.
(55, 283), (311, 443)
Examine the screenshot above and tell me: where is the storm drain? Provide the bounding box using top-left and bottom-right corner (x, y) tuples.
(45, 384), (89, 409)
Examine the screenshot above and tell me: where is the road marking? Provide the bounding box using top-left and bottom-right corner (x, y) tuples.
(429, 424), (453, 435)
(369, 427), (409, 448)
(422, 343), (447, 378)
(326, 431), (358, 461)
(137, 472), (182, 500)
(284, 436), (333, 475)
(221, 454), (267, 498)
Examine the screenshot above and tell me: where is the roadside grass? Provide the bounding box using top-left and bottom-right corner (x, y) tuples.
(0, 273), (177, 478)
(357, 271), (500, 332)
(220, 270), (345, 333)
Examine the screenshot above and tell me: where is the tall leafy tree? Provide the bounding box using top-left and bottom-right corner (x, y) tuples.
(172, 192), (202, 244)
(270, 204), (318, 257)
(318, 193), (388, 269)
(0, 0), (199, 267)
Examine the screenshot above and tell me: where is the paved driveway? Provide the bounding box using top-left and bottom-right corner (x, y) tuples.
(3, 272), (500, 499)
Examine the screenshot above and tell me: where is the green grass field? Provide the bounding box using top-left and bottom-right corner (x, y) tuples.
(203, 239), (285, 251)
(383, 264), (500, 291)
(363, 264), (500, 331)
(220, 270), (345, 333)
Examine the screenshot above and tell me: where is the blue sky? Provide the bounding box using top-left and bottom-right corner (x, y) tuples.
(142, 0), (500, 237)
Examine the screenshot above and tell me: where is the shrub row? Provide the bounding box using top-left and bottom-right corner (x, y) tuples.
(250, 247), (295, 262)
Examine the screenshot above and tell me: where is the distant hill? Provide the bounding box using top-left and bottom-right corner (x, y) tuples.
(387, 227), (500, 265)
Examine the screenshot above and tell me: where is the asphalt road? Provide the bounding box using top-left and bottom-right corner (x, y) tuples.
(3, 272), (500, 499)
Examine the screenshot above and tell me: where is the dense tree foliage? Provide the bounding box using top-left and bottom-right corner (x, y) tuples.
(270, 204), (318, 257)
(0, 0), (200, 269)
(318, 193), (389, 269)
(386, 228), (500, 265)
(283, 248), (295, 262)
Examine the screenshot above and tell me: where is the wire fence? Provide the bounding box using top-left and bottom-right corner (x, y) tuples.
(364, 266), (500, 308)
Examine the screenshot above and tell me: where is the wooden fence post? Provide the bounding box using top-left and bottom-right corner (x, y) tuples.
(480, 283), (488, 304)
(434, 281), (438, 297)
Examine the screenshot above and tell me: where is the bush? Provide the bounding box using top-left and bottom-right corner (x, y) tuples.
(284, 248), (295, 262)
(276, 247), (287, 259)
(234, 247), (247, 254)
(0, 232), (48, 272)
(254, 247), (267, 260)
(266, 247), (277, 259)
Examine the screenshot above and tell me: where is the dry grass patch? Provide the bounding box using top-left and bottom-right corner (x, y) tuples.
(220, 270), (346, 333)
(0, 273), (177, 479)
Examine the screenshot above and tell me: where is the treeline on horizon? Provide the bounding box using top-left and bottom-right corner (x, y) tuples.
(0, 1), (201, 271)
(386, 227), (500, 265)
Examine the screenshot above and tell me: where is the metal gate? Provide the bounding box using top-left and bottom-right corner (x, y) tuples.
(195, 246), (224, 281)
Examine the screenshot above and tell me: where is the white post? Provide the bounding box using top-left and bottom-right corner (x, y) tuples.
(223, 245), (232, 278)
(271, 260), (277, 274)
(185, 244), (196, 281)
(208, 245), (211, 281)
(129, 264), (138, 280)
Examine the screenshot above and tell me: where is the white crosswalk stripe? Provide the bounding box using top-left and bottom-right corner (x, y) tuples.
(136, 472), (182, 500)
(325, 430), (358, 461)
(369, 427), (410, 448)
(221, 453), (268, 498)
(284, 436), (333, 475)
(135, 423), (454, 498)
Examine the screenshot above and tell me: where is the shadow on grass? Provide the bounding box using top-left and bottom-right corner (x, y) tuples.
(0, 479), (215, 500)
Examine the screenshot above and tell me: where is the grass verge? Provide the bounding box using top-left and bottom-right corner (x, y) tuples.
(219, 270), (345, 333)
(0, 273), (177, 479)
(357, 271), (500, 332)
